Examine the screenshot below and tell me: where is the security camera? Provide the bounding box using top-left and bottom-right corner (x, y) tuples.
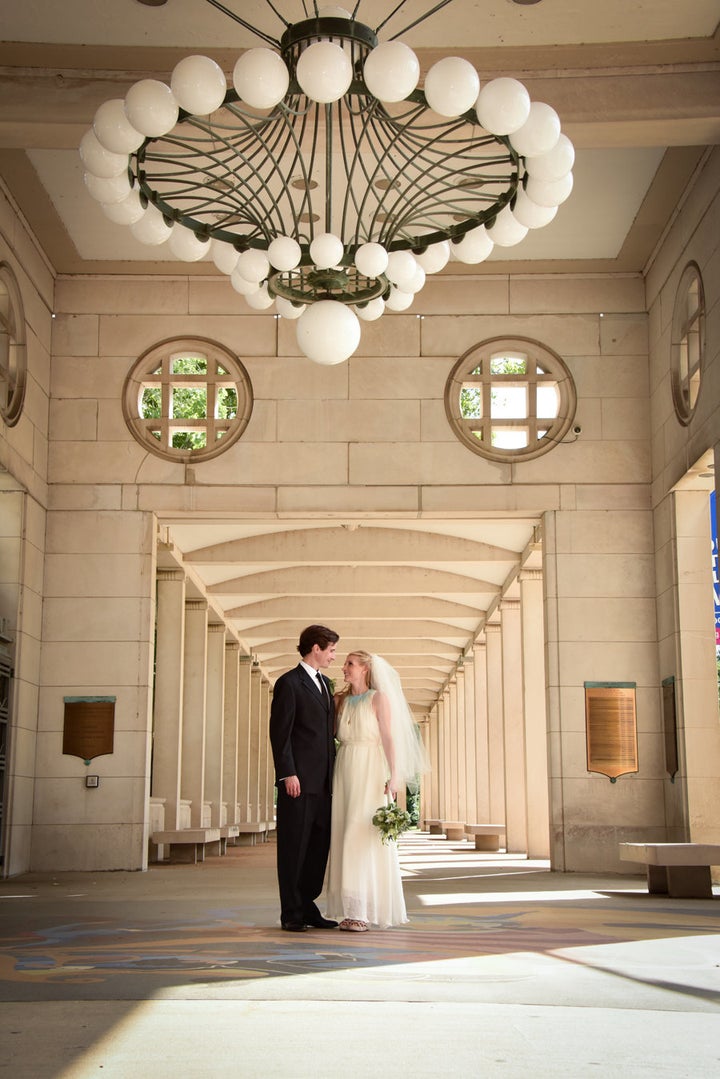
(573, 425), (582, 434)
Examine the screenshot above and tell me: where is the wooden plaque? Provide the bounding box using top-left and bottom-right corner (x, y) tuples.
(585, 683), (638, 781)
(63, 697), (115, 764)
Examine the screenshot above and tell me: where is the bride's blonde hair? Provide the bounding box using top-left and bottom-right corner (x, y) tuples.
(336, 650), (372, 707)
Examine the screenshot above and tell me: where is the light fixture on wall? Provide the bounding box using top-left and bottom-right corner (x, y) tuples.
(80, 1), (574, 364)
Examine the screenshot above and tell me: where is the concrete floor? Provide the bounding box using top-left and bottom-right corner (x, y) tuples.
(1, 832), (719, 1078)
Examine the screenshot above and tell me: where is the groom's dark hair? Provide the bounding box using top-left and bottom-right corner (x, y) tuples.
(297, 624), (339, 656)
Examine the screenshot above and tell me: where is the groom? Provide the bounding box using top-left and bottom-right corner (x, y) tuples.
(269, 624), (340, 931)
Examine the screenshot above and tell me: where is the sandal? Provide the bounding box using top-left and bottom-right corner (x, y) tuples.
(339, 918), (369, 932)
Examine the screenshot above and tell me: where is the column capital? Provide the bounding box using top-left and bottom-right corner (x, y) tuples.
(519, 568), (543, 581)
(225, 640), (240, 652)
(500, 598), (521, 611)
(238, 653), (254, 664)
(185, 599), (207, 611)
(484, 620), (502, 635)
(157, 568), (184, 582)
(208, 622), (226, 635)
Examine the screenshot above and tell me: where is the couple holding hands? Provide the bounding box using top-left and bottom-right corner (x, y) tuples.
(269, 624), (429, 933)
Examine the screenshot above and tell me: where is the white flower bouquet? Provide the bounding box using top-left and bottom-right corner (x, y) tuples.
(372, 800), (413, 845)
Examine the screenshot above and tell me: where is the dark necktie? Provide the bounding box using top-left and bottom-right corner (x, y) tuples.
(315, 671), (327, 700)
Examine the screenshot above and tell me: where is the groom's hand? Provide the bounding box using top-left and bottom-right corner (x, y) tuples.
(284, 775), (301, 798)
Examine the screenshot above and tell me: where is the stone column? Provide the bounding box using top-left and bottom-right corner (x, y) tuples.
(500, 598), (527, 854)
(237, 654), (253, 822)
(447, 678), (460, 821)
(484, 620), (505, 827)
(259, 676), (272, 823)
(204, 622), (226, 828)
(181, 598), (208, 829)
(436, 693), (446, 820)
(462, 653), (478, 826)
(473, 640), (490, 822)
(428, 703), (440, 822)
(248, 662), (263, 821)
(455, 666), (468, 824)
(223, 641), (241, 826)
(520, 569), (550, 858)
(152, 569), (186, 830)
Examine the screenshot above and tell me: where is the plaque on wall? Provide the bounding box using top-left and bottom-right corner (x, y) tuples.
(662, 676), (679, 779)
(584, 682), (638, 781)
(63, 697), (116, 764)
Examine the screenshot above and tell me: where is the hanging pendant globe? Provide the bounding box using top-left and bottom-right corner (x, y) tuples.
(475, 77), (531, 135)
(297, 301), (361, 364)
(233, 48), (290, 109)
(363, 41), (420, 102)
(124, 79), (179, 138)
(296, 41), (353, 103)
(171, 55), (227, 115)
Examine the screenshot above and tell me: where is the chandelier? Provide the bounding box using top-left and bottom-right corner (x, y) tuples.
(79, 1), (574, 364)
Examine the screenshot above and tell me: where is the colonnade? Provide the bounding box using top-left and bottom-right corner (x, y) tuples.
(149, 564), (551, 859)
(425, 572), (551, 857)
(150, 568), (275, 844)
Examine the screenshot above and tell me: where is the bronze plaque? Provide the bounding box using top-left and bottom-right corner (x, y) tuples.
(585, 683), (638, 780)
(662, 676), (679, 779)
(63, 697), (115, 764)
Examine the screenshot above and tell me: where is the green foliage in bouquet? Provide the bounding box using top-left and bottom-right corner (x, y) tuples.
(372, 800), (413, 845)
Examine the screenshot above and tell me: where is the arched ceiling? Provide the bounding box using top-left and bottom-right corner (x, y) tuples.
(158, 516), (542, 710)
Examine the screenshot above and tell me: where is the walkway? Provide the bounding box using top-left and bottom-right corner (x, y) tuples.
(1, 832), (719, 1077)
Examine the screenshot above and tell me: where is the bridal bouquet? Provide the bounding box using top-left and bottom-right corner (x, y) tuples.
(372, 800), (413, 845)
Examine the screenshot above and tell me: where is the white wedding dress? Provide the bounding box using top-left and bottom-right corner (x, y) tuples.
(325, 689), (408, 928)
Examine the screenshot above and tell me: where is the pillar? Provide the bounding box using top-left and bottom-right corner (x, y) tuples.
(455, 666), (468, 824)
(249, 662), (263, 821)
(520, 569), (550, 858)
(152, 569), (186, 830)
(181, 598), (208, 829)
(447, 678), (460, 820)
(484, 620), (505, 826)
(223, 641), (241, 826)
(204, 622), (226, 828)
(237, 654), (252, 821)
(473, 640), (490, 822)
(500, 598), (527, 854)
(462, 653), (478, 826)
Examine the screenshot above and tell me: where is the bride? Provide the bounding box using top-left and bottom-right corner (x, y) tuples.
(324, 650), (430, 931)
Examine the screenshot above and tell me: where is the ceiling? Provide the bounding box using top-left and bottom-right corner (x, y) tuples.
(1, 1), (719, 705)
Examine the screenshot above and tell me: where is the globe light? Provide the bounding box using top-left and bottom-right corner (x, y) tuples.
(354, 297), (385, 321)
(386, 250), (418, 290)
(93, 99), (145, 154)
(124, 79), (179, 138)
(354, 242), (388, 278)
(235, 249), (271, 283)
(168, 226), (211, 261)
(230, 267), (261, 296)
(245, 283), (275, 310)
(79, 130), (128, 178)
(486, 204), (529, 246)
(414, 241), (450, 274)
(83, 170), (132, 204)
(296, 41), (353, 104)
(424, 57), (480, 118)
(363, 41), (420, 102)
(310, 232), (344, 269)
(511, 188), (558, 229)
(385, 287), (414, 311)
(211, 239), (239, 275)
(524, 133), (575, 181)
(525, 171), (574, 207)
(232, 48), (290, 110)
(268, 235), (302, 271)
(451, 224), (494, 264)
(130, 203), (173, 245)
(404, 265), (426, 294)
(475, 77), (531, 135)
(510, 101), (561, 158)
(170, 55), (227, 115)
(297, 300), (361, 364)
(317, 5), (352, 15)
(275, 296), (307, 320)
(101, 188), (145, 225)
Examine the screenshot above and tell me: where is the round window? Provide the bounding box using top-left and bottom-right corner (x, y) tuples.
(671, 261), (705, 426)
(123, 337), (253, 462)
(0, 263), (28, 427)
(445, 336), (577, 463)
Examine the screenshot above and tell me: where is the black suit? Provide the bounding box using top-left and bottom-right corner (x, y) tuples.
(269, 664), (335, 925)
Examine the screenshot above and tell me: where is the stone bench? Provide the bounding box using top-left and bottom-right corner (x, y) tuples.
(150, 828), (222, 864)
(619, 842), (720, 899)
(235, 822), (268, 846)
(465, 824), (506, 851)
(423, 819), (443, 835)
(441, 820), (466, 841)
(220, 824), (240, 851)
